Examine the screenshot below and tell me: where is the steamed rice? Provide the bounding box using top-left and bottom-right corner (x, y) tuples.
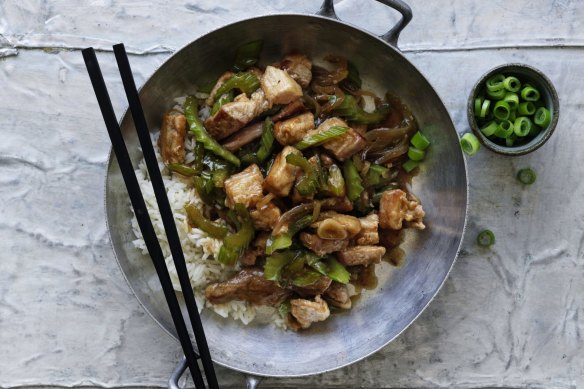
(130, 131), (286, 328)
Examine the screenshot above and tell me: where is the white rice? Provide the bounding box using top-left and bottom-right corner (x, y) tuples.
(130, 131), (286, 329)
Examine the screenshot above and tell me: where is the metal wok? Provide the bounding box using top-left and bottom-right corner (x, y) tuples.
(105, 0), (468, 386)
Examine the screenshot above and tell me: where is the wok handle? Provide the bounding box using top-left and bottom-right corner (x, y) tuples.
(316, 0), (412, 47)
(167, 356), (263, 389)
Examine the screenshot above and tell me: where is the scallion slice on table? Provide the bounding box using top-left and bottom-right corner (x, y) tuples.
(534, 107), (551, 127)
(460, 132), (480, 156)
(517, 168), (537, 185)
(477, 230), (495, 247)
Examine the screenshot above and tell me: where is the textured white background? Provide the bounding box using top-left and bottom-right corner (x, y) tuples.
(1, 0), (583, 388)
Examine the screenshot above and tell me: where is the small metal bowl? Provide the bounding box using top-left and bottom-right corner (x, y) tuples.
(467, 63), (560, 156)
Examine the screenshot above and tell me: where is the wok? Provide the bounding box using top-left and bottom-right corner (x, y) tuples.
(105, 0), (468, 387)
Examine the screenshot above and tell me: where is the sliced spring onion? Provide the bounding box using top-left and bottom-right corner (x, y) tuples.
(486, 74), (505, 92)
(407, 147), (425, 161)
(480, 121), (498, 137)
(168, 163), (199, 177)
(509, 108), (517, 122)
(487, 87), (506, 100)
(493, 100), (511, 121)
(517, 101), (536, 116)
(480, 99), (491, 118)
(477, 230), (495, 247)
(505, 135), (516, 147)
(517, 168), (537, 185)
(294, 126), (349, 150)
(343, 159), (365, 201)
(520, 85), (540, 101)
(503, 76), (521, 92)
(460, 133), (480, 156)
(264, 251), (296, 281)
(474, 97), (483, 117)
(534, 107), (551, 127)
(513, 116), (532, 137)
(494, 120), (514, 138)
(402, 159), (420, 173)
(503, 92), (519, 110)
(411, 131), (431, 150)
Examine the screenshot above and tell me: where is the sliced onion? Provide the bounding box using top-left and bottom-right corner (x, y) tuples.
(256, 192), (276, 209)
(272, 202), (315, 236)
(371, 137), (409, 164)
(221, 122), (263, 151)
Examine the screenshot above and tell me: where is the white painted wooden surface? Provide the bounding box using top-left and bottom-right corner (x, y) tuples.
(1, 0), (583, 388)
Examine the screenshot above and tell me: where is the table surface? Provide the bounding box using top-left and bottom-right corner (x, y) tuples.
(1, 0), (583, 388)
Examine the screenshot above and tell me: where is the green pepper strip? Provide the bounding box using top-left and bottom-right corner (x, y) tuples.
(513, 117), (532, 137)
(264, 251), (296, 281)
(214, 72), (260, 102)
(217, 204), (255, 266)
(168, 163), (198, 177)
(343, 159), (364, 201)
(185, 203), (228, 239)
(294, 126), (349, 150)
(184, 96), (240, 166)
(286, 153), (320, 196)
(534, 107), (551, 127)
(256, 118), (275, 163)
(333, 94), (390, 124)
(211, 91), (234, 115)
(232, 40), (263, 72)
(309, 256), (351, 284)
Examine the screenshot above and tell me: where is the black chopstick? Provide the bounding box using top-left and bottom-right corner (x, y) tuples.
(112, 43), (219, 389)
(82, 47), (211, 389)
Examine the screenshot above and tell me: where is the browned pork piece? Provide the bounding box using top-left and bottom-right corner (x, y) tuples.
(293, 275), (332, 296)
(260, 65), (303, 105)
(205, 71), (233, 106)
(221, 122), (263, 151)
(337, 245), (386, 266)
(205, 268), (289, 305)
(304, 117), (366, 161)
(300, 232), (349, 256)
(280, 54), (313, 88)
(204, 89), (269, 140)
(250, 202), (281, 231)
(224, 164), (264, 208)
(273, 112), (315, 145)
(240, 233), (269, 266)
(311, 212), (361, 240)
(263, 146), (301, 196)
(324, 282), (351, 309)
(355, 213), (380, 245)
(290, 295), (330, 330)
(158, 111), (187, 164)
(272, 98), (305, 122)
(379, 189), (425, 230)
(321, 196), (354, 212)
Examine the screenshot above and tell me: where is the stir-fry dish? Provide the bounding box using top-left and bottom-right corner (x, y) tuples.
(135, 42), (428, 330)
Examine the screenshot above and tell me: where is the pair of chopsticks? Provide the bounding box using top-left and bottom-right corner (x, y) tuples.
(82, 44), (219, 389)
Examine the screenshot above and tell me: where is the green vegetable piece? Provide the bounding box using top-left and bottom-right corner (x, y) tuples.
(407, 147), (425, 161)
(277, 301), (290, 318)
(513, 117), (532, 137)
(402, 159), (420, 173)
(477, 229), (495, 247)
(286, 153), (320, 196)
(517, 168), (537, 185)
(294, 126), (349, 150)
(256, 118), (275, 163)
(211, 168), (229, 188)
(503, 76), (521, 92)
(487, 87), (506, 100)
(363, 164), (390, 188)
(346, 61), (362, 88)
(184, 203), (228, 239)
(217, 204), (255, 266)
(211, 91), (234, 115)
(479, 99), (491, 118)
(264, 251), (296, 281)
(520, 85), (540, 102)
(193, 142), (205, 174)
(292, 270), (324, 287)
(517, 102), (536, 116)
(214, 72), (260, 102)
(310, 257), (350, 284)
(326, 163), (346, 196)
(168, 163), (198, 177)
(534, 107), (551, 127)
(410, 131), (431, 150)
(486, 74), (505, 92)
(233, 40), (263, 72)
(493, 100), (511, 121)
(265, 233), (293, 255)
(342, 159), (364, 201)
(184, 96), (240, 166)
(503, 92), (519, 110)
(494, 120), (514, 138)
(474, 97), (483, 117)
(480, 121), (498, 137)
(334, 95), (390, 124)
(460, 133), (480, 156)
